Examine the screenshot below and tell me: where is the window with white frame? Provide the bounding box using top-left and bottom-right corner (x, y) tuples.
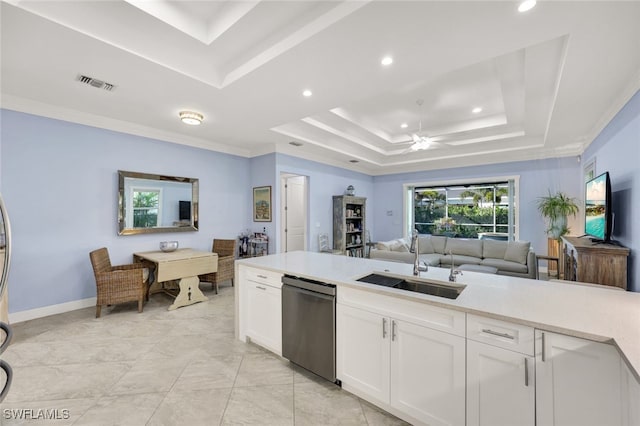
(405, 177), (518, 240)
(128, 187), (162, 228)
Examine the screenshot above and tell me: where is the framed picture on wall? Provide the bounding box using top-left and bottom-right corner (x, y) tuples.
(253, 186), (272, 222)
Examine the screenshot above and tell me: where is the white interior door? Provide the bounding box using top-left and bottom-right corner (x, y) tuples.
(281, 174), (307, 252)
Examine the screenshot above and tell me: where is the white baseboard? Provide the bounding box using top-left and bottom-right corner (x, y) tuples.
(9, 297), (96, 324)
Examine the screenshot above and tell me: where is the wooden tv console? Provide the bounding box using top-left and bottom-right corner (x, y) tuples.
(561, 236), (630, 290)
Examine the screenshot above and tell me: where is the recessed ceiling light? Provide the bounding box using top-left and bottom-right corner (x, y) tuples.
(289, 141), (303, 147)
(518, 0), (536, 12)
(472, 107), (483, 114)
(381, 56), (393, 66)
(179, 111), (203, 125)
(349, 159), (359, 163)
(302, 89), (313, 97)
(400, 123), (408, 129)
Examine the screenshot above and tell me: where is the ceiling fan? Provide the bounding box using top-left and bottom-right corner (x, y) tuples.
(408, 99), (444, 151)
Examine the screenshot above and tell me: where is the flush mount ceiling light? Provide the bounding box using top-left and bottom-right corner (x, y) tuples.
(400, 123), (408, 129)
(381, 56), (393, 66)
(302, 89), (313, 97)
(518, 0), (536, 12)
(179, 111), (203, 125)
(472, 107), (483, 114)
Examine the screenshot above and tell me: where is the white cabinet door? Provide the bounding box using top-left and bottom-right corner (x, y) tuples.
(336, 303), (390, 403)
(390, 319), (465, 426)
(246, 281), (282, 355)
(467, 340), (534, 426)
(536, 330), (622, 426)
(621, 361), (640, 426)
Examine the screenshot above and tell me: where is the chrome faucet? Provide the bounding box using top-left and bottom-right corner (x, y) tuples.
(448, 250), (462, 282)
(409, 229), (428, 276)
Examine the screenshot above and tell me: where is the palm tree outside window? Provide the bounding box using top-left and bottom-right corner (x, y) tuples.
(132, 190), (160, 228)
(410, 180), (516, 240)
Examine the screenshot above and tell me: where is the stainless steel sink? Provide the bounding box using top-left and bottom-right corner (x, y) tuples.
(356, 272), (465, 300)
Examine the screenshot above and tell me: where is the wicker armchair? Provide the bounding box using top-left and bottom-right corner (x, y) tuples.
(89, 247), (149, 318)
(199, 239), (236, 294)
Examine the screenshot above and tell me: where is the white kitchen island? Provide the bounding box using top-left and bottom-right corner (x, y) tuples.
(236, 251), (640, 426)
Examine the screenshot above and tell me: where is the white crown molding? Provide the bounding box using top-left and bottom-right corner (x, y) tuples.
(578, 73), (640, 153)
(0, 94), (252, 158)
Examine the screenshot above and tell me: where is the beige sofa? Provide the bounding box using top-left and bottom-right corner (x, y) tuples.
(370, 235), (536, 279)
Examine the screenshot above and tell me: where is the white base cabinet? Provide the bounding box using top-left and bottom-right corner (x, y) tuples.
(337, 290), (465, 426)
(239, 266), (283, 355)
(391, 318), (465, 426)
(536, 330), (623, 426)
(336, 303), (390, 403)
(466, 313), (535, 426)
(467, 340), (534, 426)
(622, 361), (640, 426)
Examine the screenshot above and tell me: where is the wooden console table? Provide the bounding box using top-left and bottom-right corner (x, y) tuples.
(133, 249), (218, 310)
(561, 236), (630, 290)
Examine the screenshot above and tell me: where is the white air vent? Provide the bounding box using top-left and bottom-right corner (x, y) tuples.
(77, 74), (115, 91)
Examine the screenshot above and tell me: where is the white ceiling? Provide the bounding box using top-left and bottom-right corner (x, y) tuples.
(1, 0), (639, 175)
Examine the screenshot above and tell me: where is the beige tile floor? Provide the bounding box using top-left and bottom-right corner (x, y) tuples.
(0, 284), (409, 425)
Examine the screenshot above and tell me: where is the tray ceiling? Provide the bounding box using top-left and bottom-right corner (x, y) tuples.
(1, 0), (639, 175)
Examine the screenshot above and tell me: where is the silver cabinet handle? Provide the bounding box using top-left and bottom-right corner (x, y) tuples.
(392, 320), (397, 341)
(524, 357), (529, 387)
(257, 274), (268, 279)
(541, 332), (546, 362)
(382, 318), (387, 339)
(256, 285), (267, 290)
(481, 329), (515, 340)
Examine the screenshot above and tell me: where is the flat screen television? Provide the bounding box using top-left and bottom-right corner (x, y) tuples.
(584, 172), (612, 242)
(178, 200), (191, 221)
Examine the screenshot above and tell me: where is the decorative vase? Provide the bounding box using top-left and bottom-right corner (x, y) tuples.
(549, 215), (567, 240)
(345, 185), (355, 196)
(356, 235), (362, 245)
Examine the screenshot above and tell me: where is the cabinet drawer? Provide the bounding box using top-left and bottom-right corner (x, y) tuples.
(339, 286), (465, 337)
(243, 266), (283, 288)
(467, 314), (534, 355)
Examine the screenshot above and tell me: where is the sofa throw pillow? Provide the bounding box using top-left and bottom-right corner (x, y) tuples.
(389, 239), (409, 252)
(503, 241), (531, 265)
(376, 241), (391, 251)
(418, 236), (434, 254)
(483, 240), (508, 259)
(444, 238), (483, 258)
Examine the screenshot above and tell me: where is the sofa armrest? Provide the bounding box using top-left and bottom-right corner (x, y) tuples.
(526, 250), (537, 279)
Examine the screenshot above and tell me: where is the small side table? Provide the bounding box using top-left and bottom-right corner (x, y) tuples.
(536, 255), (560, 280)
(249, 238), (269, 257)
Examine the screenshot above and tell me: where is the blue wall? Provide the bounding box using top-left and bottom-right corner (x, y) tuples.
(274, 153), (374, 253)
(371, 157), (583, 260)
(582, 90), (639, 292)
(0, 110), (251, 313)
(1, 91), (638, 316)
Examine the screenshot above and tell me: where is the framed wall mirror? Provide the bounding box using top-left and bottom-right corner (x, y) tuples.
(118, 170), (199, 235)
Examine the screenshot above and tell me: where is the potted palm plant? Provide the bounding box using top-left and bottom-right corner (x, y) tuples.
(537, 191), (579, 239)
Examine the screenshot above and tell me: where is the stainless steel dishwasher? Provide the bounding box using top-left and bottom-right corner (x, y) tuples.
(281, 274), (337, 383)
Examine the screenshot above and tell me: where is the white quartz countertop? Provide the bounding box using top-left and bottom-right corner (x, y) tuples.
(238, 251), (640, 380)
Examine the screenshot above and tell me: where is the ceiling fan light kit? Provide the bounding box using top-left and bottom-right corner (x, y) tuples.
(410, 99), (431, 151)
